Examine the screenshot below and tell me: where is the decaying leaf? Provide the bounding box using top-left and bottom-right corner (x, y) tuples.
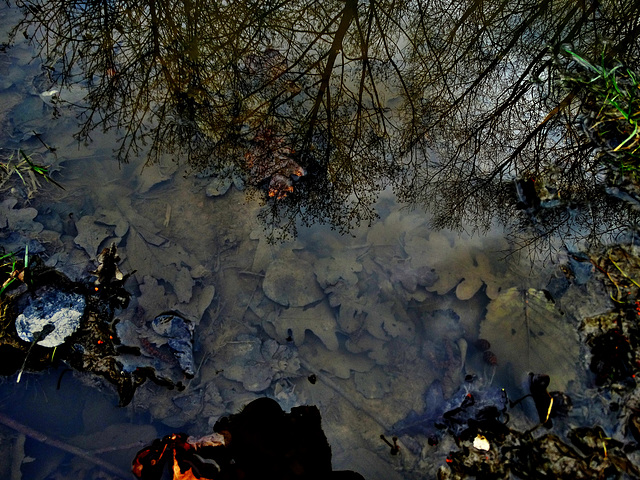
(366, 210), (426, 247)
(74, 215), (115, 257)
(405, 232), (503, 300)
(345, 331), (387, 361)
(135, 161), (178, 194)
(422, 309), (464, 341)
(314, 249), (363, 288)
(152, 313), (196, 377)
(266, 300), (339, 351)
(0, 197), (43, 233)
(385, 258), (437, 294)
(480, 287), (580, 390)
(126, 226), (194, 304)
(404, 235), (435, 271)
(138, 275), (175, 315)
(92, 243), (127, 286)
(249, 226), (280, 273)
(216, 334), (300, 392)
(364, 301), (415, 341)
(68, 423), (158, 452)
(176, 283), (216, 320)
(354, 369), (392, 399)
(95, 209), (130, 239)
(326, 281), (367, 334)
(263, 258), (324, 307)
(299, 337), (374, 379)
(205, 175), (233, 197)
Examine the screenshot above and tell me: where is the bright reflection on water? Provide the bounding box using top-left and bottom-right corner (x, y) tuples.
(0, 2), (628, 479)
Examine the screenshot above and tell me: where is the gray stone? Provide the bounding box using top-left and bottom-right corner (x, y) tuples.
(15, 289), (86, 347)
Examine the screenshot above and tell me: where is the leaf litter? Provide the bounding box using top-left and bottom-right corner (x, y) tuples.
(0, 93), (603, 480)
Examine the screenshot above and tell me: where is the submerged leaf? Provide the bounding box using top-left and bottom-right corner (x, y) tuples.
(267, 300), (339, 351)
(300, 338), (374, 379)
(217, 334), (300, 392)
(205, 175), (233, 197)
(326, 281), (367, 333)
(314, 250), (363, 287)
(138, 275), (174, 314)
(0, 197), (43, 233)
(406, 232), (503, 300)
(263, 259), (324, 307)
(152, 313), (195, 377)
(126, 226), (195, 304)
(480, 287), (579, 390)
(74, 215), (114, 257)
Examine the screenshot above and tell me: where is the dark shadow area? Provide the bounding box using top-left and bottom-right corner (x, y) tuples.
(4, 0), (640, 245)
(132, 397), (366, 479)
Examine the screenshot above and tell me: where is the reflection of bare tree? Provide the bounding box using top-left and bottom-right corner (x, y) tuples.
(8, 0), (640, 244)
(395, 0), (640, 250)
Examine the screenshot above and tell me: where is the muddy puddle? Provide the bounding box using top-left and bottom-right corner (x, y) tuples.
(2, 1), (640, 479)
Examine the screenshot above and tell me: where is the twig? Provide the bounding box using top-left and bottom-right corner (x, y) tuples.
(90, 441), (146, 454)
(11, 433), (25, 480)
(0, 411), (131, 479)
(298, 358), (391, 432)
(237, 270), (265, 277)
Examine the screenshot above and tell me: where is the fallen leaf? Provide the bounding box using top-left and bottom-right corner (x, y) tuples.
(15, 288), (86, 347)
(205, 175), (233, 197)
(299, 338), (374, 379)
(135, 162), (178, 194)
(125, 226), (195, 304)
(217, 334), (300, 392)
(266, 300), (339, 351)
(363, 302), (404, 340)
(367, 210), (426, 247)
(480, 287), (580, 390)
(0, 197), (43, 233)
(354, 369), (392, 399)
(74, 215), (113, 257)
(326, 282), (367, 334)
(314, 249), (363, 287)
(250, 226), (279, 273)
(263, 259), (324, 307)
(176, 284), (215, 320)
(68, 424), (157, 451)
(137, 275), (175, 315)
(405, 231), (503, 300)
(422, 309), (464, 341)
(95, 209), (130, 238)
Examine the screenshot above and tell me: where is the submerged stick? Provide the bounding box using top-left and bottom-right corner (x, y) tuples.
(10, 433), (25, 480)
(0, 412), (130, 479)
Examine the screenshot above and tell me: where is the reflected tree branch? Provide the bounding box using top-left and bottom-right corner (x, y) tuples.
(6, 0), (640, 246)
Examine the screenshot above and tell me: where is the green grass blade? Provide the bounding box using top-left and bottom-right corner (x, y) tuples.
(0, 278), (15, 296)
(613, 122), (639, 152)
(564, 48), (600, 73)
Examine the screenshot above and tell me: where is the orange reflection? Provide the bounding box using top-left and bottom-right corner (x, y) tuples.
(131, 455), (145, 477)
(133, 432), (223, 479)
(172, 455), (206, 480)
(269, 183), (294, 198)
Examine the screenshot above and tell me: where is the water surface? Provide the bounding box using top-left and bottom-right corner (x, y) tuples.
(0, 1), (636, 479)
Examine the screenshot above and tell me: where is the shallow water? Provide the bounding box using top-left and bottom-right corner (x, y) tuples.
(0, 2), (631, 480)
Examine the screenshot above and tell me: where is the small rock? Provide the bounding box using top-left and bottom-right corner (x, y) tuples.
(15, 288), (86, 347)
